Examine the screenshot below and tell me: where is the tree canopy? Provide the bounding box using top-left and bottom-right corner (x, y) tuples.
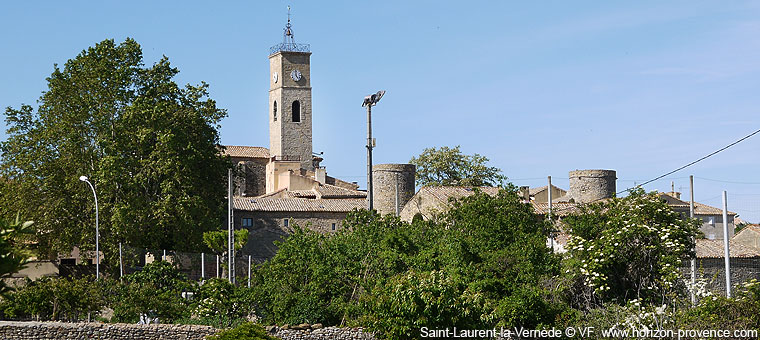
(1, 38), (229, 261)
(409, 145), (506, 187)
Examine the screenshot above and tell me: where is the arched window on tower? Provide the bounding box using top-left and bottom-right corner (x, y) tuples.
(273, 101), (278, 121)
(292, 100), (301, 122)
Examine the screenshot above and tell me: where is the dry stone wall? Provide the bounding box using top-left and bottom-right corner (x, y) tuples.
(0, 321), (377, 340)
(0, 321), (217, 340)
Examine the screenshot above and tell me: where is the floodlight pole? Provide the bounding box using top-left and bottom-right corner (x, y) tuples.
(79, 176), (99, 280)
(366, 103), (374, 211)
(363, 91), (385, 212)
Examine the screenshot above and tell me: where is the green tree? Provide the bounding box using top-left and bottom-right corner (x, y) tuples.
(107, 261), (191, 323)
(0, 215), (34, 296)
(562, 188), (701, 308)
(0, 38), (229, 261)
(409, 145), (506, 187)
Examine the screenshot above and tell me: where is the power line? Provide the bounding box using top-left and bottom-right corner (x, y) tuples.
(550, 127), (760, 214)
(618, 127), (760, 195)
(695, 177), (760, 185)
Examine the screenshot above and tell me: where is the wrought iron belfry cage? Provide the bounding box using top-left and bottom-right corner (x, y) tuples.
(270, 6), (311, 55)
(270, 43), (311, 55)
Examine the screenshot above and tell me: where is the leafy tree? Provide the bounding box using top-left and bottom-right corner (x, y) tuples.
(0, 215), (34, 295)
(409, 145), (506, 187)
(203, 229), (249, 254)
(562, 188), (701, 308)
(0, 38), (229, 262)
(0, 276), (103, 321)
(253, 187), (564, 336)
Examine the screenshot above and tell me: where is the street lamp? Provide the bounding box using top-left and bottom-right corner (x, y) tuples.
(362, 90), (385, 211)
(79, 175), (99, 280)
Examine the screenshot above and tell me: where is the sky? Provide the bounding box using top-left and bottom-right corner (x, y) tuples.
(1, 1), (759, 222)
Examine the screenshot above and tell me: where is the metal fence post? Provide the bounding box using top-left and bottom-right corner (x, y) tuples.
(248, 255), (252, 288)
(119, 242), (124, 279)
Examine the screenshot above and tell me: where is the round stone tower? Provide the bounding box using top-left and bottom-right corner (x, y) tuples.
(568, 169), (617, 204)
(372, 164), (416, 216)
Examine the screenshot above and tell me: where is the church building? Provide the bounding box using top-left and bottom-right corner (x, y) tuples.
(223, 13), (368, 261)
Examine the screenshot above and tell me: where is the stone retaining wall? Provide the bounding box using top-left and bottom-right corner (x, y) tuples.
(270, 324), (376, 340)
(0, 321), (377, 340)
(0, 321), (217, 340)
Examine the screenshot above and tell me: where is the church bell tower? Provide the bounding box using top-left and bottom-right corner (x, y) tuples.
(268, 8), (314, 171)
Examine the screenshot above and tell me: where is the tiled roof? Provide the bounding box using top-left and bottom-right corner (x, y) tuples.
(696, 239), (760, 258)
(222, 145), (270, 159)
(234, 197), (367, 212)
(253, 184), (366, 200)
(529, 184), (566, 196)
(658, 193), (736, 216)
(735, 224), (760, 237)
(547, 233), (760, 258)
(417, 186), (501, 205)
(531, 202), (580, 217)
(692, 201), (736, 216)
(317, 184), (367, 198)
(413, 186), (580, 217)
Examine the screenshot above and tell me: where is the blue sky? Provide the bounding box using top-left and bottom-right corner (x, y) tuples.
(2, 1), (759, 222)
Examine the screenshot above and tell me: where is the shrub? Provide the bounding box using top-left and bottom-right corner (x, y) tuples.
(0, 276), (103, 321)
(207, 322), (278, 340)
(107, 261), (191, 323)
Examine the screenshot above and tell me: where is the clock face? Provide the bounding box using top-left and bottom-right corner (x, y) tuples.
(290, 69), (302, 81)
(272, 72), (278, 83)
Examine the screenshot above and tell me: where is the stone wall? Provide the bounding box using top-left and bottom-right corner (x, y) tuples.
(0, 322), (377, 340)
(372, 164), (416, 216)
(237, 211), (349, 261)
(568, 169), (616, 204)
(693, 257), (760, 293)
(0, 321), (217, 340)
(235, 159), (268, 197)
(269, 324), (376, 340)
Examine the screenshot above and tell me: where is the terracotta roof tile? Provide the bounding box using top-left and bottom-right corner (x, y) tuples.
(234, 197), (367, 212)
(696, 239), (760, 258)
(531, 202), (580, 217)
(417, 186), (501, 205)
(222, 145), (270, 159)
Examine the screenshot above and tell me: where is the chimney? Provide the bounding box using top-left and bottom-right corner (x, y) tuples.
(315, 167), (326, 185)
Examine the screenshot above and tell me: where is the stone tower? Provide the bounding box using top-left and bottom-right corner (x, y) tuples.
(568, 169), (617, 204)
(268, 9), (314, 171)
(372, 164), (416, 216)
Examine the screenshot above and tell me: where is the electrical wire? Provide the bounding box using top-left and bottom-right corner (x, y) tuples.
(622, 128), (760, 194)
(549, 127), (760, 214)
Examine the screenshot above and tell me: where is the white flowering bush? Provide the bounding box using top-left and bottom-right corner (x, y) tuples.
(563, 188), (701, 306)
(611, 299), (674, 333)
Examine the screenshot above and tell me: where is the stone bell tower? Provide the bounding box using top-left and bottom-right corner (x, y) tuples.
(268, 7), (314, 171)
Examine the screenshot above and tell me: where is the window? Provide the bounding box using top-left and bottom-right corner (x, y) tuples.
(292, 100), (301, 122)
(283, 219), (289, 227)
(708, 216), (715, 226)
(331, 223), (336, 231)
(242, 218), (253, 227)
(273, 101), (278, 121)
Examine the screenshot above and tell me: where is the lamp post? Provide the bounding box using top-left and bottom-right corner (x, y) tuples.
(362, 90), (385, 211)
(79, 176), (99, 280)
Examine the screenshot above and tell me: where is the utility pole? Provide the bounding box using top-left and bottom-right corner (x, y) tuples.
(548, 176), (553, 253)
(228, 168), (234, 283)
(689, 175), (696, 304)
(722, 191), (731, 297)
